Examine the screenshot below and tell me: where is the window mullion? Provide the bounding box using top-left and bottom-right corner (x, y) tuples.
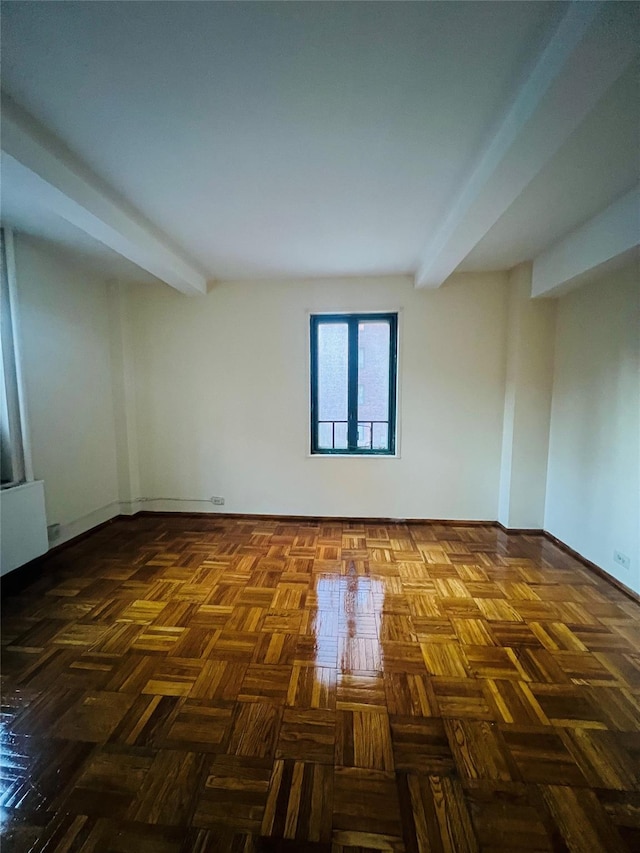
(347, 317), (359, 450)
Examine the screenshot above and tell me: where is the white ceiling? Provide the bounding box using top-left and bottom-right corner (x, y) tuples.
(1, 154), (165, 284)
(459, 62), (640, 272)
(0, 1), (637, 283)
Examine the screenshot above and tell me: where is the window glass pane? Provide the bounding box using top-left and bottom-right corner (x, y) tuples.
(357, 422), (372, 449)
(317, 323), (348, 425)
(357, 321), (390, 448)
(318, 421), (333, 449)
(317, 420), (348, 450)
(334, 421), (348, 450)
(372, 421), (389, 450)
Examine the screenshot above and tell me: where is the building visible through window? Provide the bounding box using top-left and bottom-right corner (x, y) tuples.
(310, 312), (397, 455)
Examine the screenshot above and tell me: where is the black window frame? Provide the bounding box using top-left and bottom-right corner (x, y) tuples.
(310, 312), (398, 456)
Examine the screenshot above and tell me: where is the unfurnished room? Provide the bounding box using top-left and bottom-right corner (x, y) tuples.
(0, 1), (639, 851)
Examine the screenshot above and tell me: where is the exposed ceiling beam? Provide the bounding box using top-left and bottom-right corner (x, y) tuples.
(1, 95), (209, 295)
(415, 1), (639, 289)
(531, 186), (639, 298)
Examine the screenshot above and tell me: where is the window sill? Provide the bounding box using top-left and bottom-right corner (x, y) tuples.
(306, 452), (400, 459)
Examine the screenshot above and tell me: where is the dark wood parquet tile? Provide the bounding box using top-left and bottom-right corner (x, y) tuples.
(397, 773), (478, 853)
(66, 745), (155, 819)
(421, 642), (469, 677)
(36, 814), (187, 853)
(256, 839), (330, 853)
(559, 727), (640, 791)
(2, 515), (640, 852)
(431, 676), (494, 721)
(51, 689), (136, 742)
(336, 673), (386, 711)
(383, 672), (435, 717)
(389, 717), (455, 775)
(190, 660), (248, 702)
(186, 828), (257, 853)
(276, 708), (335, 764)
(253, 633), (298, 665)
(444, 718), (515, 782)
(500, 726), (589, 786)
(158, 699), (234, 752)
(528, 683), (610, 729)
(227, 702), (282, 758)
(596, 789), (640, 852)
(463, 644), (529, 680)
(238, 664), (293, 705)
(128, 748), (204, 826)
(192, 754), (273, 832)
(209, 631), (260, 663)
(332, 767), (404, 841)
(286, 664), (336, 710)
(335, 709), (394, 771)
(541, 784), (628, 853)
(261, 760), (333, 842)
(109, 694), (180, 747)
(463, 783), (551, 851)
(590, 686), (640, 732)
(483, 677), (549, 725)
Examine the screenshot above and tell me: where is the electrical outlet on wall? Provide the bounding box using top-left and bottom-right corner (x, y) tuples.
(613, 550), (631, 571)
(211, 496), (225, 506)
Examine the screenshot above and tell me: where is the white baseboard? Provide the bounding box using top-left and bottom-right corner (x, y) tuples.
(120, 498), (222, 515)
(52, 501), (121, 548)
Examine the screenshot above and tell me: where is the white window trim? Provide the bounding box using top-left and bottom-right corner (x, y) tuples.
(305, 307), (403, 459)
(1, 227), (34, 486)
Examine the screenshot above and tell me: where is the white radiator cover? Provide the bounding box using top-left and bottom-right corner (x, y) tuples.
(0, 480), (48, 576)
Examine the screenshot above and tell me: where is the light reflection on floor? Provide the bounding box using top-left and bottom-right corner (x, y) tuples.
(311, 567), (386, 680)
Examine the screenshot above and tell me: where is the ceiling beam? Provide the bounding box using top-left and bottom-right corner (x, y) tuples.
(415, 1), (639, 289)
(1, 95), (209, 295)
(531, 186), (640, 298)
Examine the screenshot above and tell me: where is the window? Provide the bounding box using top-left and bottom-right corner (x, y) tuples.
(0, 228), (27, 488)
(310, 312), (398, 455)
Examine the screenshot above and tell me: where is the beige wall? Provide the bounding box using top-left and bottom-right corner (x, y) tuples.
(545, 260), (640, 593)
(128, 273), (509, 519)
(14, 236), (120, 541)
(10, 237), (638, 593)
(498, 264), (556, 530)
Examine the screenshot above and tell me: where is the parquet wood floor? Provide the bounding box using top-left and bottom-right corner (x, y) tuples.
(2, 515), (640, 852)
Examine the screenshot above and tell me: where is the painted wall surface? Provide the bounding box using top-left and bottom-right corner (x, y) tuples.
(128, 273), (509, 519)
(9, 235), (638, 598)
(498, 264), (556, 529)
(14, 236), (120, 540)
(545, 260), (640, 593)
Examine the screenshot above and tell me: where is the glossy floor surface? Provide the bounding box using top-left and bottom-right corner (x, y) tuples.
(2, 516), (640, 852)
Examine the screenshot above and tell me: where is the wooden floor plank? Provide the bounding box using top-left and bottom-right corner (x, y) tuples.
(2, 515), (639, 851)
